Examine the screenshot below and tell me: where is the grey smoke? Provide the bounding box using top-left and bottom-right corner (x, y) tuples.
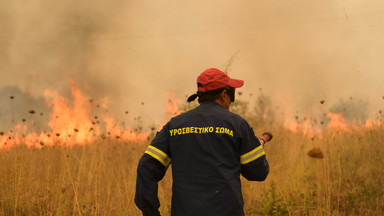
(0, 86), (50, 132)
(1, 0), (383, 129)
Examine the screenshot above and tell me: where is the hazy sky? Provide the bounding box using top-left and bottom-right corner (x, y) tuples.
(1, 0), (383, 125)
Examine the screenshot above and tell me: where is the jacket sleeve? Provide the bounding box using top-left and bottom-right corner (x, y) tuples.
(241, 155), (269, 181)
(135, 154), (167, 216)
(135, 123), (172, 216)
(239, 121), (269, 181)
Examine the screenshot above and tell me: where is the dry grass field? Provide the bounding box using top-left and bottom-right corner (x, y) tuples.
(0, 125), (383, 216)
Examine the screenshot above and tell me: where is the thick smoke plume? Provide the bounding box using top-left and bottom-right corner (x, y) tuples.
(1, 0), (384, 129)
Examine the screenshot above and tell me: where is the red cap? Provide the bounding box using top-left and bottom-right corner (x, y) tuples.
(197, 68), (244, 92)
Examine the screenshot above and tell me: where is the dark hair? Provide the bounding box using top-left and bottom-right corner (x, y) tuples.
(197, 87), (236, 103)
(198, 92), (221, 103)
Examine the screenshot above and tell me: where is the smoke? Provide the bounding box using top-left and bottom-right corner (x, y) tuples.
(329, 97), (370, 124)
(1, 1), (130, 93)
(0, 86), (50, 132)
(1, 0), (384, 129)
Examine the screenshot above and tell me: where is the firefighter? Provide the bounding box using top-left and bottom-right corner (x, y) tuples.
(135, 68), (270, 216)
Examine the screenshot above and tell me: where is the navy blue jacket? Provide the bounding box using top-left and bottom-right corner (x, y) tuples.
(135, 101), (269, 216)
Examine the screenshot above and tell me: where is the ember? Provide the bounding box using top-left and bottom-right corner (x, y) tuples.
(307, 147), (324, 159)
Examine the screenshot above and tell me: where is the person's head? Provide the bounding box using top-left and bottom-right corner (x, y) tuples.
(187, 68), (244, 109)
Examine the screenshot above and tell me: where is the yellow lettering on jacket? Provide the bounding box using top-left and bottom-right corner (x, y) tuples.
(169, 126), (233, 137)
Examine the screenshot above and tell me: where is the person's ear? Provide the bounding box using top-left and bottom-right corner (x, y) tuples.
(220, 90), (227, 101)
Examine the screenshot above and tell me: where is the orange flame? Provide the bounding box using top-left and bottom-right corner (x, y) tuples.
(164, 92), (183, 120)
(283, 111), (383, 136)
(102, 115), (149, 141)
(262, 106), (269, 119)
(0, 81), (149, 150)
(44, 80), (96, 144)
(283, 118), (321, 137)
(326, 112), (350, 132)
(364, 119), (383, 128)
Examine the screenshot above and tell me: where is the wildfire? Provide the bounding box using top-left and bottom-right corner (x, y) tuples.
(365, 119), (383, 128)
(283, 112), (353, 136)
(164, 92), (183, 120)
(1, 83), (383, 149)
(43, 81), (96, 144)
(0, 81), (149, 150)
(262, 106), (269, 119)
(283, 117), (321, 137)
(326, 112), (350, 132)
(283, 111), (384, 137)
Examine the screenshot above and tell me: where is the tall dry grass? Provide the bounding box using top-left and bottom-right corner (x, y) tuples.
(243, 126), (384, 216)
(0, 140), (151, 216)
(0, 126), (383, 215)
